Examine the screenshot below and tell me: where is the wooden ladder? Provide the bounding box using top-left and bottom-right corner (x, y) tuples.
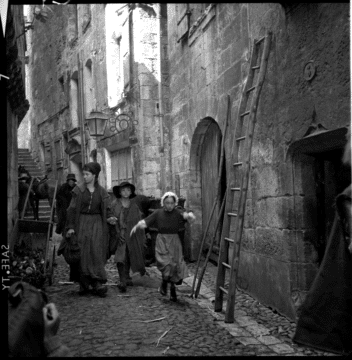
(214, 32), (272, 323)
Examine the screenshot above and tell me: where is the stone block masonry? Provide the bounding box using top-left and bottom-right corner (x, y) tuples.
(167, 3), (350, 320)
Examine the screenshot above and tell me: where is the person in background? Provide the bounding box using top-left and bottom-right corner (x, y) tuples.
(108, 182), (146, 293)
(130, 191), (195, 302)
(55, 173), (77, 235)
(62, 162), (115, 297)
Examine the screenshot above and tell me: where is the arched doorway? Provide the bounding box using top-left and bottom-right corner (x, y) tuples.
(189, 118), (227, 260)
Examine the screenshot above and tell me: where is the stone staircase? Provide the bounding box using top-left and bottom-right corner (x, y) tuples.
(18, 148), (52, 222)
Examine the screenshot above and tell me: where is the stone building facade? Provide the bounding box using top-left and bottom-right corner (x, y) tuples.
(22, 3), (350, 320)
(166, 3), (350, 320)
(6, 5), (30, 244)
(23, 4), (109, 185)
(23, 3), (170, 196)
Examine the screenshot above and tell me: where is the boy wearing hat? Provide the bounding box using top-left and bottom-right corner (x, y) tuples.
(108, 181), (147, 292)
(55, 173), (77, 235)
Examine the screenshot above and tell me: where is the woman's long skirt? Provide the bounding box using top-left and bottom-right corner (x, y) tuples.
(77, 214), (107, 284)
(155, 233), (188, 283)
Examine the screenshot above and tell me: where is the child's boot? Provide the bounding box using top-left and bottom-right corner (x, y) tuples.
(170, 282), (177, 302)
(159, 279), (168, 296)
(116, 262), (127, 292)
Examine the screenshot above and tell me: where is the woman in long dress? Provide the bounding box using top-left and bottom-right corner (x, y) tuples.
(108, 181), (146, 293)
(61, 162), (115, 297)
(131, 192), (195, 301)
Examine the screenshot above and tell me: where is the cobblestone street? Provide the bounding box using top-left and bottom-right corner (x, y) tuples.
(45, 233), (338, 357)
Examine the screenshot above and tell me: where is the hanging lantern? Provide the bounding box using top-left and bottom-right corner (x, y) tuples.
(85, 111), (109, 138)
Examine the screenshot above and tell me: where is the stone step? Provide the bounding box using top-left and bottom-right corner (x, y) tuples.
(18, 149), (30, 153)
(18, 167), (41, 172)
(18, 168), (42, 174)
(18, 159), (38, 164)
(18, 157), (34, 162)
(18, 163), (41, 169)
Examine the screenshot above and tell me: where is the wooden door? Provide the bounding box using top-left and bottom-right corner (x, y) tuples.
(201, 122), (223, 250)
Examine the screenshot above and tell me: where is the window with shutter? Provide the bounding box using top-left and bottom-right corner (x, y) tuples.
(176, 3), (190, 43)
(55, 139), (63, 165)
(111, 147), (132, 186)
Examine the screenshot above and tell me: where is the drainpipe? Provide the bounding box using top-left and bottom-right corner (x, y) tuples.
(156, 3), (166, 194)
(77, 52), (86, 166)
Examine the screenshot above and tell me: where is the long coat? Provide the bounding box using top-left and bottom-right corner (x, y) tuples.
(55, 182), (75, 234)
(109, 198), (146, 274)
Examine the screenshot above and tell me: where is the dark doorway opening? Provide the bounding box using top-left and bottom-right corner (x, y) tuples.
(312, 147), (350, 265)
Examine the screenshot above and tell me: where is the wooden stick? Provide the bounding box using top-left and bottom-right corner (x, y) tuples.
(21, 177), (34, 220)
(133, 316), (166, 323)
(162, 346), (170, 354)
(195, 194), (226, 298)
(44, 180), (58, 278)
(156, 327), (173, 347)
(190, 198), (217, 298)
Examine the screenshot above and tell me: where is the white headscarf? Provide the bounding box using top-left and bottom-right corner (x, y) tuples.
(160, 191), (179, 207)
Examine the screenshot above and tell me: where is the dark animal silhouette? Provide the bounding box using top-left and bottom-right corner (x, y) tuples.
(18, 166), (56, 220)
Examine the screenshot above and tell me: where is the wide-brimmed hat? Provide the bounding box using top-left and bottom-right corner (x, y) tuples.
(18, 173), (30, 181)
(66, 173), (77, 182)
(113, 181), (136, 198)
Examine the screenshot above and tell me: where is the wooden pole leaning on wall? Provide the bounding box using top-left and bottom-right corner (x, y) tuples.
(190, 94), (231, 298)
(77, 52), (86, 166)
(21, 177), (34, 220)
(195, 194), (227, 298)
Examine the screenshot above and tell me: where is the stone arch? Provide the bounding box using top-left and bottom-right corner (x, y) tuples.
(188, 117), (225, 260)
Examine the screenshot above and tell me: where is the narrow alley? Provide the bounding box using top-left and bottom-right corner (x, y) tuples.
(46, 229), (335, 357)
(6, 3), (351, 357)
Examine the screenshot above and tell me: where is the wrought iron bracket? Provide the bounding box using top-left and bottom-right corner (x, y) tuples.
(108, 110), (138, 135)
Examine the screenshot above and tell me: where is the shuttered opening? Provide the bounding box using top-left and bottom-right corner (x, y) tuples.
(111, 147), (132, 187)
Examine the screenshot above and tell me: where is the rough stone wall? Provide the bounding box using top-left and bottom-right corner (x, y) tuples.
(167, 3), (350, 319)
(26, 4), (108, 183)
(7, 102), (19, 245)
(7, 5), (29, 244)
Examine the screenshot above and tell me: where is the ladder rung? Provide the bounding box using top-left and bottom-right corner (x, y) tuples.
(236, 136), (246, 141)
(252, 65), (260, 70)
(255, 36), (265, 45)
(224, 237), (234, 243)
(222, 262), (231, 269)
(219, 286), (228, 294)
(233, 162), (242, 167)
(247, 86), (256, 93)
(240, 110), (250, 117)
(230, 187), (241, 191)
(227, 212), (237, 217)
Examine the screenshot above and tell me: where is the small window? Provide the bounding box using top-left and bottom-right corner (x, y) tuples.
(55, 140), (62, 163)
(44, 143), (52, 171)
(58, 76), (64, 93)
(111, 148), (132, 186)
(70, 72), (79, 128)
